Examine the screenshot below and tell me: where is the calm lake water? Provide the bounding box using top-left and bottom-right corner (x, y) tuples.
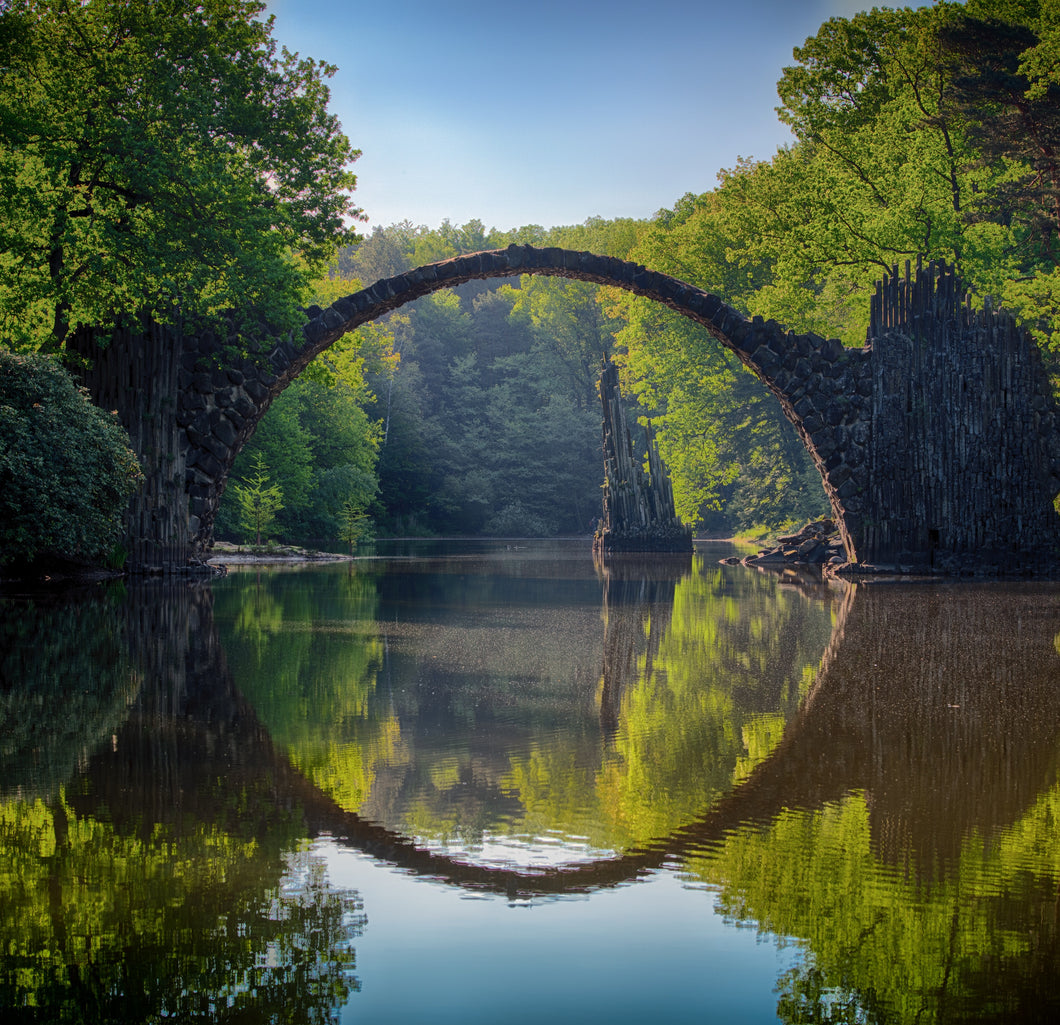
(3, 539), (1060, 1023)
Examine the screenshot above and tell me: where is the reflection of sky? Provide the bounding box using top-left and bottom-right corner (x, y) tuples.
(320, 839), (797, 1024)
(413, 830), (618, 870)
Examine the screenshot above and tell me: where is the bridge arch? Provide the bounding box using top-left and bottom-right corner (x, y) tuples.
(181, 245), (865, 559)
(180, 247), (1060, 572)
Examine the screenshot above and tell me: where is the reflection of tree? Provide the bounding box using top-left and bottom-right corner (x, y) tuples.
(0, 589), (140, 800)
(590, 555), (835, 847)
(0, 582), (364, 1022)
(595, 553), (690, 738)
(219, 553), (837, 857)
(15, 561), (1060, 1025)
(22, 564), (1060, 1024)
(679, 583), (1060, 1024)
(214, 567), (390, 813)
(0, 797), (363, 1022)
(272, 555), (609, 848)
(775, 962), (888, 1025)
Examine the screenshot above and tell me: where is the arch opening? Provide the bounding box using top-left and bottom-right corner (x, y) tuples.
(185, 246), (859, 560)
(180, 248), (1060, 573)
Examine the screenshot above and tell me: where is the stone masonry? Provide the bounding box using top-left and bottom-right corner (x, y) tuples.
(173, 247), (1060, 572)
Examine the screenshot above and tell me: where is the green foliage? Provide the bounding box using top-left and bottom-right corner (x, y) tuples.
(321, 216), (649, 538)
(610, 200), (829, 532)
(336, 217), (510, 283)
(0, 0), (361, 350)
(1016, 0), (1060, 98)
(723, 0), (1060, 337)
(940, 6), (1060, 268)
(212, 567), (390, 814)
(0, 350), (142, 566)
(338, 500), (372, 551)
(365, 284), (604, 536)
(230, 451), (283, 546)
(685, 783), (1060, 1024)
(595, 0), (1060, 533)
(216, 367), (381, 543)
(218, 0), (1060, 541)
(8, 0), (1060, 548)
(212, 554), (833, 854)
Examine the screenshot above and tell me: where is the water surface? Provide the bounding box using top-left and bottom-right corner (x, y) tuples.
(3, 540), (1060, 1022)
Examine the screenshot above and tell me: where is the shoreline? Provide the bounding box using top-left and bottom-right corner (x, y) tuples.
(206, 541), (355, 565)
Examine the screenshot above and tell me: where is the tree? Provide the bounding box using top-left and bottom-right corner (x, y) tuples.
(0, 350), (142, 567)
(608, 193), (828, 533)
(719, 0), (1060, 338)
(0, 0), (361, 569)
(597, 0), (1060, 534)
(935, 4), (1060, 261)
(338, 499), (372, 551)
(230, 452), (283, 546)
(214, 341), (383, 543)
(0, 0), (361, 350)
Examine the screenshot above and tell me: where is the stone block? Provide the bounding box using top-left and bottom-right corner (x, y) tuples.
(233, 392), (256, 418)
(302, 318), (327, 345)
(820, 337), (845, 361)
(244, 380), (268, 403)
(193, 450), (223, 479)
(214, 417), (238, 448)
(330, 297), (355, 320)
(181, 391), (207, 413)
(205, 434), (230, 462)
(828, 462), (852, 486)
(802, 413), (825, 435)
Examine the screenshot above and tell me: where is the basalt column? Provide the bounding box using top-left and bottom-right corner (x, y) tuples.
(860, 261), (1060, 571)
(594, 360), (693, 555)
(71, 318), (193, 572)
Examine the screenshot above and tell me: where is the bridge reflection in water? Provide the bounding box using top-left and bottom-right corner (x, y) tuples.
(3, 549), (1060, 1021)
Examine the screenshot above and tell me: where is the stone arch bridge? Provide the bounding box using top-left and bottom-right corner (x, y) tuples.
(119, 246), (1060, 572)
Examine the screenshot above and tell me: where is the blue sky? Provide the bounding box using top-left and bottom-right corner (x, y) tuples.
(265, 0), (878, 232)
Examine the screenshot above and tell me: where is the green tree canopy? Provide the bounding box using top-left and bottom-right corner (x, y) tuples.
(599, 0), (1060, 533)
(0, 0), (361, 350)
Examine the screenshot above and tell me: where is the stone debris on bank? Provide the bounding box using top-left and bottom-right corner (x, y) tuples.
(721, 519), (845, 569)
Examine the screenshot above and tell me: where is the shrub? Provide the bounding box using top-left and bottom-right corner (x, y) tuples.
(0, 350), (142, 567)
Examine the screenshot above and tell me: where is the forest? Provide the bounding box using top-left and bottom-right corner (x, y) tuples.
(2, 0), (1059, 556)
(214, 0), (1060, 545)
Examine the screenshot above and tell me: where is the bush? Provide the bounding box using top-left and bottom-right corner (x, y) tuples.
(0, 350), (142, 567)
